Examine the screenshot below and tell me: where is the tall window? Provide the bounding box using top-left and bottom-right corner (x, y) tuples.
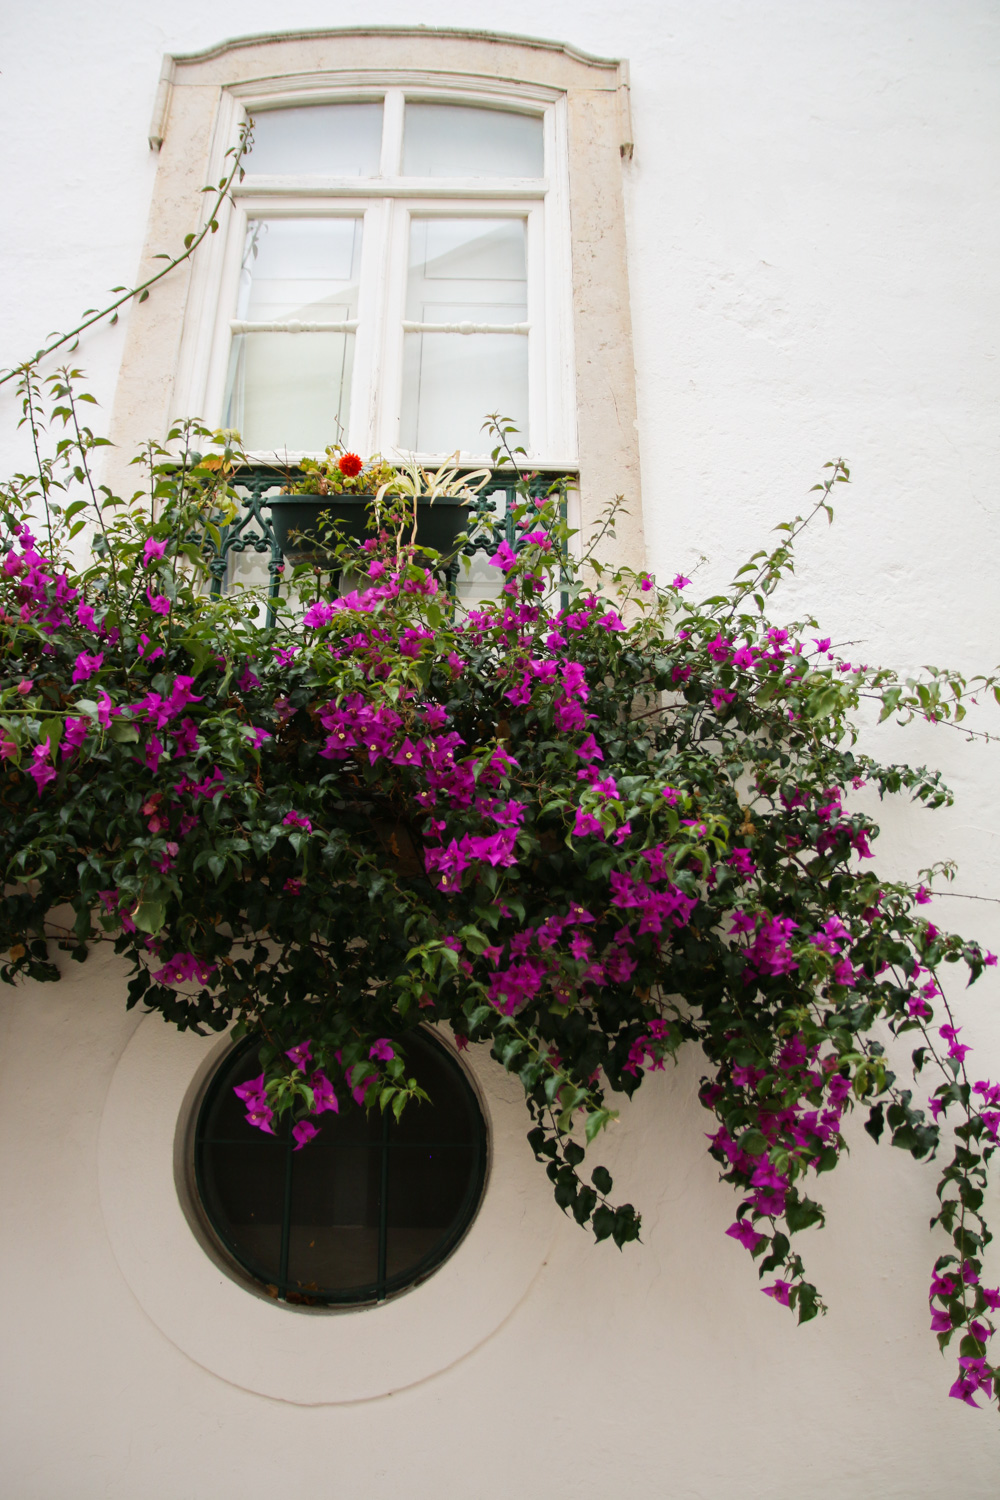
(112, 32), (642, 569)
(209, 93), (570, 464)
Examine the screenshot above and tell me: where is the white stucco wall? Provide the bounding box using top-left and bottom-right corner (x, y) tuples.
(2, 3), (999, 1496)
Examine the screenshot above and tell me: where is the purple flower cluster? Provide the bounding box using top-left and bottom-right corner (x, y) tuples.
(478, 853), (697, 1020)
(623, 1017), (671, 1076)
(928, 1263), (1000, 1406)
(608, 858), (697, 937)
(706, 1033), (854, 1292)
(728, 911), (799, 979)
(424, 802), (523, 892)
(2, 525), (80, 635)
(235, 1039), (341, 1144)
(152, 951), (218, 988)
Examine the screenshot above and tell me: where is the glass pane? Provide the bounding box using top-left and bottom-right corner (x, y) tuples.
(401, 332), (527, 453)
(385, 1146), (477, 1280)
(229, 332), (354, 453)
(390, 1039), (479, 1145)
(286, 1136), (383, 1297)
(248, 103), (383, 176)
(199, 1142), (287, 1281)
(238, 219), (362, 322)
(401, 218), (528, 452)
(226, 219), (362, 452)
(403, 103), (543, 177)
(405, 219), (527, 322)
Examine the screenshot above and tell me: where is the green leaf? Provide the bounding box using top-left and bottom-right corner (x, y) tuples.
(592, 1206), (615, 1242)
(498, 1035), (527, 1069)
(39, 716), (63, 751)
(132, 899), (166, 935)
(612, 1206), (641, 1248)
(591, 1164), (613, 1195)
(553, 1172), (577, 1211)
(864, 1102), (885, 1143)
(585, 1108), (616, 1143)
(572, 1185), (597, 1225)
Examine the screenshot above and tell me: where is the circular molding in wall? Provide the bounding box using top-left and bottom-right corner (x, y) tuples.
(98, 1012), (556, 1404)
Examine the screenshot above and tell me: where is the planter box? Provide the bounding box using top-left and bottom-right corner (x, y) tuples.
(267, 493), (474, 564)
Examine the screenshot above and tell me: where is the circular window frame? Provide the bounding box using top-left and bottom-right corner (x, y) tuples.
(189, 1028), (489, 1310)
(98, 1011), (557, 1403)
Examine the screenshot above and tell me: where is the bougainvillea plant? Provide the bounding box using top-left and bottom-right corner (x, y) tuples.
(2, 373), (1000, 1413)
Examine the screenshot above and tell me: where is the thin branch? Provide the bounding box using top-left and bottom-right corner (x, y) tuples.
(0, 122), (254, 387)
(723, 461), (850, 618)
(22, 373), (56, 556)
(926, 891), (1000, 906)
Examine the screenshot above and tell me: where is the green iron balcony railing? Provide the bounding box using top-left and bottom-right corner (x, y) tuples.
(204, 463), (573, 626)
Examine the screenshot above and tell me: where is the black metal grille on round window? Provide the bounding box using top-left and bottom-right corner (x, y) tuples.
(194, 1030), (487, 1306)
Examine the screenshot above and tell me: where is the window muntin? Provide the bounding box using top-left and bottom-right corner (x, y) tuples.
(194, 1029), (487, 1306)
(212, 87), (562, 462)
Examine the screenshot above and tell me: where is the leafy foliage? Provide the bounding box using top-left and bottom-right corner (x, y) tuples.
(2, 382), (1000, 1411)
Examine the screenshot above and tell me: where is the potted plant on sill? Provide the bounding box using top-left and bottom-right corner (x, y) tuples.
(266, 444), (494, 564)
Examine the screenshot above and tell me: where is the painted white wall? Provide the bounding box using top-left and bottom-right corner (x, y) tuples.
(2, 3), (999, 1496)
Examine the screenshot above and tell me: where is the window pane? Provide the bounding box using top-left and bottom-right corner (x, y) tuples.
(226, 219), (362, 452)
(238, 219), (362, 322)
(401, 218), (528, 452)
(389, 1042), (479, 1144)
(403, 103), (543, 177)
(229, 332), (355, 453)
(198, 1142), (287, 1281)
(400, 332), (527, 453)
(385, 1146), (477, 1279)
(247, 103), (383, 176)
(405, 219), (527, 322)
(286, 1138), (383, 1296)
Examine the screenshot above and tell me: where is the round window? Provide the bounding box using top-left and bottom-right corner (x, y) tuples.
(193, 1030), (487, 1306)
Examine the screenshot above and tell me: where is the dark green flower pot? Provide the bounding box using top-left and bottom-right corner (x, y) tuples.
(267, 493), (474, 564)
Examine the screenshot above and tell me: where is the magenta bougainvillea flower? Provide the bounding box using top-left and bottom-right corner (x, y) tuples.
(282, 810), (312, 833)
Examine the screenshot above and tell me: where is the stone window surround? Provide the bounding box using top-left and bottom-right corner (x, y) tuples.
(108, 27), (645, 570)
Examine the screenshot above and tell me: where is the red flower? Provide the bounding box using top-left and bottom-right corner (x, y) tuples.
(338, 452), (364, 478)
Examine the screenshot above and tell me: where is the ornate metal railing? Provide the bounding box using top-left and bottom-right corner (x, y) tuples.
(203, 463), (572, 626)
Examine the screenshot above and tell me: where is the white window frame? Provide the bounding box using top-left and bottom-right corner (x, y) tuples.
(110, 30), (644, 573)
(174, 78), (577, 467)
